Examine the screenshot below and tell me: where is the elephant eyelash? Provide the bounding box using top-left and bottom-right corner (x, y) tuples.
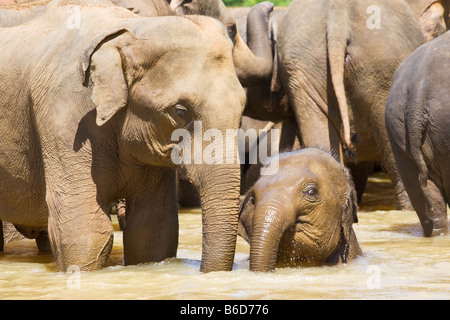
(168, 104), (193, 129)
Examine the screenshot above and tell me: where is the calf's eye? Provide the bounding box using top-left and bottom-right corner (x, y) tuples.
(302, 184), (319, 198)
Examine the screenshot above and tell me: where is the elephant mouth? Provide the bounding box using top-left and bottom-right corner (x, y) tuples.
(276, 226), (332, 267)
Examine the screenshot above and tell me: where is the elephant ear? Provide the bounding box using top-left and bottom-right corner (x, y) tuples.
(169, 0), (185, 11)
(81, 29), (131, 126)
(327, 167), (360, 264)
(339, 167), (361, 263)
(238, 190), (256, 244)
(418, 1), (449, 42)
(342, 167), (359, 226)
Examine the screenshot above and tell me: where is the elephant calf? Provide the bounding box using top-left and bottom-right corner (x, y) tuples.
(238, 148), (362, 272)
(386, 31), (450, 237)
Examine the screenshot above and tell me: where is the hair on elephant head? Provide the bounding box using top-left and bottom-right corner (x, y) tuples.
(238, 148), (362, 272)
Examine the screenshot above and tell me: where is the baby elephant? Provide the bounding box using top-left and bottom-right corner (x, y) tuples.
(238, 148), (362, 272)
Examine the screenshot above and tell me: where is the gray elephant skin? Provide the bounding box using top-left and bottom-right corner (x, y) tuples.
(386, 31), (450, 237)
(0, 0), (246, 272)
(238, 148), (361, 272)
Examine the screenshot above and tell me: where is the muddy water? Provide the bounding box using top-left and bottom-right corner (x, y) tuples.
(0, 173), (449, 300)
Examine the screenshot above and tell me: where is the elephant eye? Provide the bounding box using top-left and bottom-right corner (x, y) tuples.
(302, 184), (319, 199)
(169, 104), (192, 128)
(175, 105), (188, 118)
(307, 187), (318, 196)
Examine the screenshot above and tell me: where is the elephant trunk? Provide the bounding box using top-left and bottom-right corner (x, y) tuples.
(233, 2), (274, 87)
(186, 162), (241, 273)
(249, 201), (293, 272)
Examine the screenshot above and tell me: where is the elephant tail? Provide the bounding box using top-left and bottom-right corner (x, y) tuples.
(327, 0), (355, 157)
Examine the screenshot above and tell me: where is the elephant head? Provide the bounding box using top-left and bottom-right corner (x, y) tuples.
(169, 0), (275, 87)
(238, 148), (361, 272)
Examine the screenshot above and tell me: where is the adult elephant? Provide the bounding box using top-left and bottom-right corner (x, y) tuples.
(0, 0), (246, 272)
(238, 148), (361, 272)
(386, 32), (450, 236)
(273, 0), (426, 210)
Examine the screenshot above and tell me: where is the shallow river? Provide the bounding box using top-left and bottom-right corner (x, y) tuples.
(0, 173), (449, 300)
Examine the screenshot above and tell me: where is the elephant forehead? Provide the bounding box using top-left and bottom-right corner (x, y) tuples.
(135, 50), (235, 104)
(266, 150), (346, 190)
(127, 15), (233, 60)
(286, 149), (343, 172)
(256, 166), (317, 193)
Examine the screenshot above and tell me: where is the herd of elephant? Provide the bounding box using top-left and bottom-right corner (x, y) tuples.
(0, 0), (448, 274)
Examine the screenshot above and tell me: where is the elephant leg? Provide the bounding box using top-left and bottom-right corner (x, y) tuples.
(424, 179), (448, 236)
(293, 103), (341, 161)
(12, 224), (51, 252)
(279, 120), (300, 152)
(346, 161), (374, 204)
(45, 179), (114, 271)
(123, 167), (179, 265)
(177, 178), (200, 208)
(115, 199), (127, 231)
(382, 148), (413, 210)
(35, 230), (51, 253)
(392, 172), (413, 210)
(406, 174), (447, 236)
(284, 73), (342, 160)
(390, 142), (447, 236)
(0, 220), (3, 252)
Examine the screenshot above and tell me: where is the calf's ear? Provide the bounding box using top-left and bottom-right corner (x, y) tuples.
(339, 168), (359, 263)
(238, 190), (256, 244)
